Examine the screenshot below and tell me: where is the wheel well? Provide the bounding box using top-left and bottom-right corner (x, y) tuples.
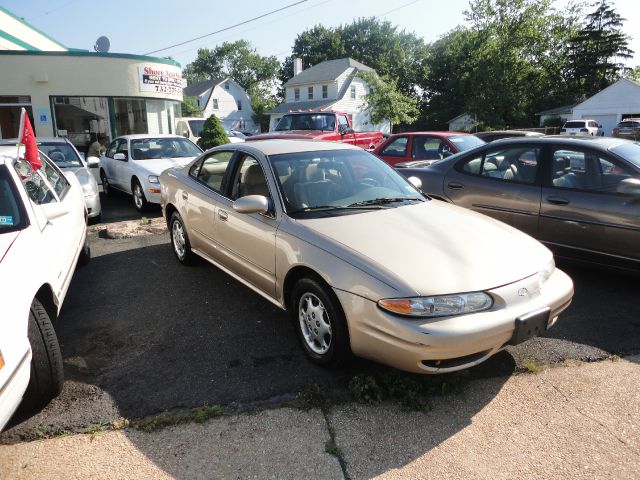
(131, 176), (140, 190)
(282, 266), (328, 310)
(35, 284), (58, 322)
(165, 203), (177, 226)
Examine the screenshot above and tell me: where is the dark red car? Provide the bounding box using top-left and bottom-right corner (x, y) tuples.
(373, 131), (485, 167)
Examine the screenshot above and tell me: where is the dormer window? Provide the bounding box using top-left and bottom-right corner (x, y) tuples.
(237, 100), (242, 111)
(294, 88), (300, 101)
(212, 98), (219, 110)
(224, 82), (230, 90)
(350, 85), (356, 99)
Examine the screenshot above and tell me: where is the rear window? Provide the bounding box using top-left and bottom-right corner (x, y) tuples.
(564, 121), (585, 128)
(448, 135), (485, 151)
(0, 164), (28, 233)
(617, 121), (640, 128)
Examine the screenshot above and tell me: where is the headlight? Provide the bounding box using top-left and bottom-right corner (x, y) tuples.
(378, 292), (493, 318)
(81, 182), (98, 197)
(148, 175), (160, 184)
(538, 258), (555, 289)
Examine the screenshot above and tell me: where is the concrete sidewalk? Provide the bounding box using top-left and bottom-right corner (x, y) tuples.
(1, 356), (638, 479)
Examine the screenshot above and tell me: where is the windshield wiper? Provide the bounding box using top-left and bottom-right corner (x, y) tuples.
(348, 197), (424, 207)
(288, 204), (389, 214)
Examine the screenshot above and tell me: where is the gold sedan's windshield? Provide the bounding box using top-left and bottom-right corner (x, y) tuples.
(269, 149), (425, 215)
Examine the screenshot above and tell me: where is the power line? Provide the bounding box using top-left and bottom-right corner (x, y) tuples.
(29, 0), (81, 20)
(144, 0), (309, 55)
(376, 0), (422, 18)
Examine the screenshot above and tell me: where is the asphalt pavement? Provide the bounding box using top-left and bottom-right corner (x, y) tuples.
(2, 191), (639, 443)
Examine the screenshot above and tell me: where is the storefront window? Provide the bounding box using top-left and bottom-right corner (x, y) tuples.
(113, 98), (148, 136)
(0, 96), (33, 139)
(51, 96), (109, 156)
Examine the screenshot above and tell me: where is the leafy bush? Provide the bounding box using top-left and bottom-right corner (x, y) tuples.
(197, 115), (229, 150)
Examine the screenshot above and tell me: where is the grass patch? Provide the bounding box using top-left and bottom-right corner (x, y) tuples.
(523, 357), (544, 373)
(348, 370), (469, 411)
(285, 384), (334, 411)
(133, 404), (222, 433)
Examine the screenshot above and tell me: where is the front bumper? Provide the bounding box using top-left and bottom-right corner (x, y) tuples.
(145, 184), (162, 205)
(84, 193), (102, 218)
(335, 268), (574, 374)
(0, 349), (31, 431)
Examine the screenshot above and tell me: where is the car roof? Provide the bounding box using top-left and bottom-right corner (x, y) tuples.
(220, 139), (359, 156)
(117, 134), (186, 140)
(387, 131), (470, 137)
(480, 135), (635, 149)
(0, 136), (71, 144)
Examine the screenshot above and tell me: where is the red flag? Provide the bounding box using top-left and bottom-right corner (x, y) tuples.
(18, 108), (41, 171)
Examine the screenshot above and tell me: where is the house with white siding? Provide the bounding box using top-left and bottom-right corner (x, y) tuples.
(269, 57), (390, 133)
(183, 78), (258, 133)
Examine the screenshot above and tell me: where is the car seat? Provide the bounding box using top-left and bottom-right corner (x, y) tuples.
(238, 164), (269, 197)
(552, 157), (578, 188)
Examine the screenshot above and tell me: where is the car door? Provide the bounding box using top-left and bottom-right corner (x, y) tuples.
(538, 145), (640, 264)
(410, 135), (448, 161)
(443, 143), (543, 237)
(376, 135), (410, 166)
(337, 114), (357, 146)
(213, 153), (280, 297)
(113, 139), (132, 192)
(182, 150), (235, 256)
(101, 139), (119, 185)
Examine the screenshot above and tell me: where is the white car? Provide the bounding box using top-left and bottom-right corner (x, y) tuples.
(175, 117), (246, 144)
(99, 134), (202, 211)
(560, 119), (604, 136)
(0, 146), (89, 431)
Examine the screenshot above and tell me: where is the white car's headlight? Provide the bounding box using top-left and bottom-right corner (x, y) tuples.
(378, 292), (493, 318)
(148, 175), (160, 184)
(538, 258), (555, 289)
(81, 182), (98, 197)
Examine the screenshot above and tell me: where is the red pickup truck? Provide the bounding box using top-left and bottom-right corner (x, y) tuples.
(247, 111), (384, 150)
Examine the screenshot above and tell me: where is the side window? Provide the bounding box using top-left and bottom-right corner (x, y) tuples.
(40, 156), (71, 199)
(597, 156), (638, 193)
(412, 136), (445, 160)
(458, 147), (540, 184)
(14, 158), (59, 205)
(381, 137), (408, 157)
(230, 155), (270, 200)
(194, 151), (234, 193)
(550, 149), (588, 189)
(458, 155), (483, 175)
(338, 115), (349, 128)
(106, 140), (118, 158)
(116, 140), (129, 157)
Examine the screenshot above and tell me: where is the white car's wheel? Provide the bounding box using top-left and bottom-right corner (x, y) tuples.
(132, 180), (149, 212)
(291, 277), (350, 367)
(22, 298), (64, 412)
(100, 170), (112, 197)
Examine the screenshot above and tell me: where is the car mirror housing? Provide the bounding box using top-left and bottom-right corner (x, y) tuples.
(233, 195), (270, 214)
(113, 153), (126, 161)
(86, 157), (100, 167)
(407, 176), (422, 190)
(617, 178), (640, 196)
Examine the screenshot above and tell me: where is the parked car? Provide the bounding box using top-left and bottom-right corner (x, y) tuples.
(560, 119), (604, 136)
(160, 140), (573, 374)
(474, 130), (545, 142)
(0, 137), (101, 222)
(247, 111), (384, 151)
(398, 136), (640, 272)
(372, 132), (485, 167)
(0, 146), (89, 430)
(175, 117), (244, 144)
(100, 134), (202, 211)
(612, 118), (640, 140)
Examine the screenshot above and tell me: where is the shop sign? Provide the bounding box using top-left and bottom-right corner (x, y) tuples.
(138, 66), (183, 95)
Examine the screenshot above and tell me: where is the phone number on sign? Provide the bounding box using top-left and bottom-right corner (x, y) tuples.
(153, 85), (182, 94)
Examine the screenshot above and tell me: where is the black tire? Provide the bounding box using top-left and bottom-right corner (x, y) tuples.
(22, 299), (64, 412)
(100, 170), (112, 197)
(290, 277), (351, 367)
(170, 211), (195, 265)
(132, 179), (149, 212)
(78, 235), (91, 267)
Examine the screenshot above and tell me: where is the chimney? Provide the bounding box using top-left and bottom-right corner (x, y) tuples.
(293, 57), (303, 76)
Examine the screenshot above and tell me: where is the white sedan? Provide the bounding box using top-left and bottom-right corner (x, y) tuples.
(99, 134), (202, 211)
(0, 146), (89, 431)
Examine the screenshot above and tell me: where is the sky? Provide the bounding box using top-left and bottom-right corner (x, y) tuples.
(6, 0), (640, 69)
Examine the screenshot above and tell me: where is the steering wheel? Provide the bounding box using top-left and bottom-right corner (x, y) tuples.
(357, 177), (381, 188)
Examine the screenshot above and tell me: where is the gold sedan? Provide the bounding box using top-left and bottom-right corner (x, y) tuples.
(160, 140), (574, 374)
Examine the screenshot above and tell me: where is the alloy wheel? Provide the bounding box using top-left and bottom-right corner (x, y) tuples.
(298, 293), (332, 354)
(172, 219), (186, 259)
(133, 184), (143, 210)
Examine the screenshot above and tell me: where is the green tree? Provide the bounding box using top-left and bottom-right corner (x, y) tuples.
(181, 97), (201, 117)
(357, 72), (418, 131)
(628, 66), (640, 82)
(197, 115), (229, 150)
(567, 0), (634, 97)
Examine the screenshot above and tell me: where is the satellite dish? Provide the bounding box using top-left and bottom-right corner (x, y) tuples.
(94, 36), (110, 53)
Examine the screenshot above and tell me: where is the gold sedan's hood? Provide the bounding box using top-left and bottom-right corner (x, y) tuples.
(297, 200), (551, 296)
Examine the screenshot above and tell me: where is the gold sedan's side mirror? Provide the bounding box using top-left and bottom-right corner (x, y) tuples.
(233, 195), (269, 214)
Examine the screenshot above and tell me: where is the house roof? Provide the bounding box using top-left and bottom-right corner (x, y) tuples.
(572, 77), (640, 111)
(283, 57), (374, 87)
(447, 113), (475, 123)
(535, 103), (578, 116)
(269, 99), (337, 115)
(183, 78), (226, 97)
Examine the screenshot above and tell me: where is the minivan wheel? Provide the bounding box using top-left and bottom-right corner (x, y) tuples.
(170, 212), (195, 265)
(22, 299), (64, 412)
(291, 277), (351, 367)
(132, 180), (149, 212)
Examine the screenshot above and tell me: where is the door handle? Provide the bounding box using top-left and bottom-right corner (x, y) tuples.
(181, 192), (188, 200)
(447, 182), (464, 190)
(546, 196), (570, 205)
(218, 210), (229, 221)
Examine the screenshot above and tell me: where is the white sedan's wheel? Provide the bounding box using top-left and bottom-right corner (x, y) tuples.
(132, 181), (148, 212)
